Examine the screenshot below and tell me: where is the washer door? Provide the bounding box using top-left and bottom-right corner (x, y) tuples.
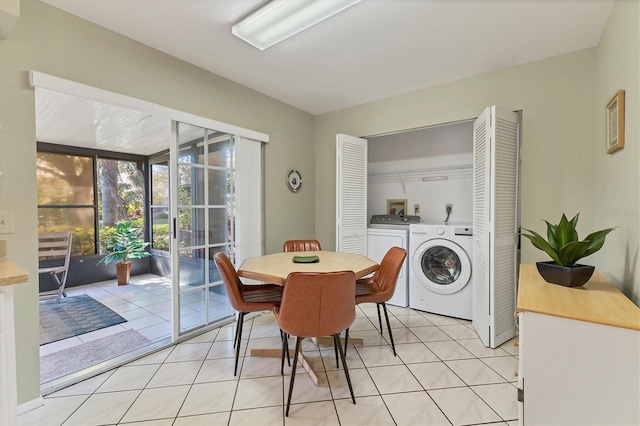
(412, 238), (471, 295)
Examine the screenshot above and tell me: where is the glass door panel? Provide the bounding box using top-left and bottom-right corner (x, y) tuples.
(172, 122), (235, 336)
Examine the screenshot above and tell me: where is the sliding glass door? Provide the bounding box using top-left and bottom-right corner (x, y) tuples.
(171, 122), (235, 336)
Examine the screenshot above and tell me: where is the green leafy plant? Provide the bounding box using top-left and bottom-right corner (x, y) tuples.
(521, 213), (615, 267)
(98, 220), (151, 265)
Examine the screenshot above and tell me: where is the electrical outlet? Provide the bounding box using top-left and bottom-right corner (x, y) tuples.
(414, 204), (420, 214)
(445, 203), (453, 213)
(0, 211), (15, 234)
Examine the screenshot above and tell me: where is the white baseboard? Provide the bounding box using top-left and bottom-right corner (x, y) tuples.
(18, 396), (44, 415)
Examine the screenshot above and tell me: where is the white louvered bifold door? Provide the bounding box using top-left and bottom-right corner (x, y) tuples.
(336, 134), (368, 254)
(490, 107), (519, 348)
(472, 108), (491, 347)
(473, 106), (520, 348)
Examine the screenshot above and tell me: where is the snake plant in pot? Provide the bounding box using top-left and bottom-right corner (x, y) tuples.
(98, 220), (151, 285)
(521, 213), (615, 287)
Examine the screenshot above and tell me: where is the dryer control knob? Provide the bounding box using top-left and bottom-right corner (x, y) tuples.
(436, 227), (445, 235)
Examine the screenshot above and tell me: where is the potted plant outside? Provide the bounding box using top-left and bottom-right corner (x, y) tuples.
(521, 213), (615, 287)
(98, 220), (151, 285)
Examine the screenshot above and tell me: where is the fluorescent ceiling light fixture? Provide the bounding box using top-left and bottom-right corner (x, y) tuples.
(232, 0), (361, 51)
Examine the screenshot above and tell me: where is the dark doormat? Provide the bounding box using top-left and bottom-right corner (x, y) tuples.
(40, 294), (127, 345)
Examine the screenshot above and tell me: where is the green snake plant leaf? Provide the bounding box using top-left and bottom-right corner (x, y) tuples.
(555, 214), (579, 249)
(521, 229), (562, 265)
(559, 241), (590, 266)
(569, 213), (580, 229)
(581, 228), (616, 258)
(544, 221), (558, 251)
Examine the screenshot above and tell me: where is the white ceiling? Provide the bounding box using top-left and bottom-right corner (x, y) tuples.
(36, 88), (171, 155)
(43, 0), (614, 116)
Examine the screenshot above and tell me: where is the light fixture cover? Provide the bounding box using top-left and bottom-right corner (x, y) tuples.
(421, 176), (448, 182)
(232, 0), (361, 51)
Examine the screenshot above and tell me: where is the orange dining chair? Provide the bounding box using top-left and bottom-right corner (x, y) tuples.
(347, 246), (406, 357)
(213, 252), (283, 376)
(282, 239), (322, 252)
(274, 270), (357, 416)
(281, 239), (322, 364)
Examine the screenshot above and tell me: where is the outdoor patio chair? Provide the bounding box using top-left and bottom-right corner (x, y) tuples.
(38, 232), (73, 303)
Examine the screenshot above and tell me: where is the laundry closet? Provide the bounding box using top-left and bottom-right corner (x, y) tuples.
(367, 121), (473, 223)
(366, 122), (475, 319)
(336, 106), (520, 348)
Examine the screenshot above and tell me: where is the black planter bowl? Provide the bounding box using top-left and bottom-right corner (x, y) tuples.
(536, 261), (595, 287)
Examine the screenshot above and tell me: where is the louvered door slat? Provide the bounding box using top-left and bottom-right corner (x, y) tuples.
(336, 134), (368, 254)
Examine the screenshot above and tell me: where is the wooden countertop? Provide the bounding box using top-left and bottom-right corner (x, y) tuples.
(517, 264), (640, 331)
(0, 260), (29, 287)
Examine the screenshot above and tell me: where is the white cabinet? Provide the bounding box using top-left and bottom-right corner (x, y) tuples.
(0, 260), (29, 426)
(517, 264), (640, 425)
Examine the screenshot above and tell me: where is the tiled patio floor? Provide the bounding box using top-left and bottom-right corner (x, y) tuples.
(40, 274), (234, 385)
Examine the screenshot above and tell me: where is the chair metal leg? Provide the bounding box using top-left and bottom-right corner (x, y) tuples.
(382, 303), (396, 356)
(344, 328), (349, 357)
(280, 330), (286, 375)
(234, 312), (245, 376)
(233, 313), (242, 349)
(51, 273), (65, 303)
(279, 332), (292, 374)
(334, 336), (339, 368)
(334, 334), (356, 405)
(286, 337), (303, 417)
(286, 334), (291, 366)
(376, 303), (383, 334)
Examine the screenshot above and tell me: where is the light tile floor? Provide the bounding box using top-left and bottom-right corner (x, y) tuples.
(41, 274), (234, 384)
(26, 304), (519, 426)
(41, 275), (174, 360)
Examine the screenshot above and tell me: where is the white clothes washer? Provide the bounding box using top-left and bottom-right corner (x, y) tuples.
(409, 223), (473, 320)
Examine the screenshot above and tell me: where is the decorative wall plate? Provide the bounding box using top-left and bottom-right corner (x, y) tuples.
(287, 169), (302, 192)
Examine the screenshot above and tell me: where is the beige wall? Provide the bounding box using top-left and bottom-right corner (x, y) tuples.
(593, 0), (640, 304)
(315, 0), (639, 303)
(316, 49), (598, 258)
(0, 0), (315, 403)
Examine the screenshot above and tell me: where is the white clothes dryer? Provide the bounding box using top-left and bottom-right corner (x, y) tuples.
(367, 228), (409, 307)
(409, 223), (473, 320)
(367, 214), (421, 307)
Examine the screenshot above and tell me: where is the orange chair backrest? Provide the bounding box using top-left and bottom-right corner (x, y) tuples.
(283, 239), (322, 252)
(277, 271), (355, 338)
(213, 252), (245, 312)
(371, 247), (407, 295)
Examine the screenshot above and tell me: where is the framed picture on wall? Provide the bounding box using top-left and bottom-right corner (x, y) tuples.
(606, 90), (625, 154)
(387, 199), (407, 216)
